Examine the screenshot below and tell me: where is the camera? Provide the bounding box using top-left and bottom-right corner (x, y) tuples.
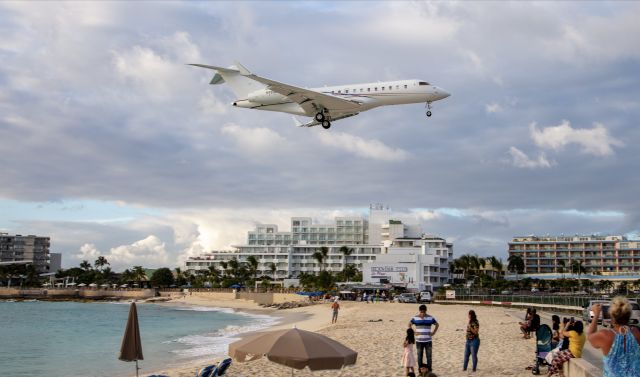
(563, 317), (569, 323)
(570, 317), (575, 323)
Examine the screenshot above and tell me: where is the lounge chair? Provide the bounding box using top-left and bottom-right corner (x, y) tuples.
(196, 364), (217, 377)
(532, 324), (552, 375)
(215, 358), (232, 376)
(195, 357), (232, 377)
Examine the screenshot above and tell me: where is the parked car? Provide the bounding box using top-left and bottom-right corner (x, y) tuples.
(583, 299), (611, 324)
(395, 293), (418, 303)
(500, 290), (513, 295)
(418, 291), (432, 303)
(625, 300), (640, 326)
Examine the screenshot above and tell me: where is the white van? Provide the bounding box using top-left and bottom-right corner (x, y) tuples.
(418, 291), (432, 303)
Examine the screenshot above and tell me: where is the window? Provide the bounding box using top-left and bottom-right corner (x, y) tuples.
(404, 85), (408, 89)
(338, 90), (341, 94)
(367, 88), (370, 92)
(389, 86), (392, 90)
(381, 87), (385, 91)
(374, 87), (377, 91)
(360, 88), (363, 92)
(345, 90), (349, 94)
(419, 81), (430, 86)
(396, 85), (399, 89)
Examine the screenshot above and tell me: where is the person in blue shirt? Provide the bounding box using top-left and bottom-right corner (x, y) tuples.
(408, 304), (439, 372)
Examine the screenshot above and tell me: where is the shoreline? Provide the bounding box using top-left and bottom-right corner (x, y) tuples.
(146, 295), (330, 377)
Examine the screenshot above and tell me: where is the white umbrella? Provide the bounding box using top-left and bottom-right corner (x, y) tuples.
(55, 283), (63, 287)
(67, 282), (77, 286)
(78, 283), (87, 287)
(89, 283), (98, 287)
(120, 284), (129, 288)
(101, 284), (110, 288)
(43, 283), (51, 287)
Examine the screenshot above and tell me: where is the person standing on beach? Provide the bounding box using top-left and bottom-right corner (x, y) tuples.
(408, 304), (439, 372)
(463, 309), (480, 372)
(402, 328), (417, 375)
(331, 299), (340, 324)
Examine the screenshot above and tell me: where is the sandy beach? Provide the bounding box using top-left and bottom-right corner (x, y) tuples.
(150, 296), (543, 377)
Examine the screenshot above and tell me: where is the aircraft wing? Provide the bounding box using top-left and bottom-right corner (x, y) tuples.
(292, 113), (360, 128)
(236, 67), (361, 115)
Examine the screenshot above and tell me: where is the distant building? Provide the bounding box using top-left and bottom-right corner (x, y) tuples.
(185, 204), (454, 290)
(49, 253), (62, 273)
(508, 235), (640, 277)
(0, 233), (51, 273)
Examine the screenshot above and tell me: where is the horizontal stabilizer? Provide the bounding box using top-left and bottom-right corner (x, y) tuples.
(209, 73), (224, 85)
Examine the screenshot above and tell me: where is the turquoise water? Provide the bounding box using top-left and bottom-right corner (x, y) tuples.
(0, 301), (278, 377)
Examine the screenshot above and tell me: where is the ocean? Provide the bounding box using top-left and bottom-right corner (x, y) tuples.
(0, 300), (278, 377)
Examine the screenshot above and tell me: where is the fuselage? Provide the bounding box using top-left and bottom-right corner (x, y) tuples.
(233, 79), (450, 117)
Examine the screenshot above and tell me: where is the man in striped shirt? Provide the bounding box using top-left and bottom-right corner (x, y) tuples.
(408, 304), (439, 372)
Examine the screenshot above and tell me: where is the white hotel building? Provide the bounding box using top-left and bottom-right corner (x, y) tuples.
(185, 205), (454, 290)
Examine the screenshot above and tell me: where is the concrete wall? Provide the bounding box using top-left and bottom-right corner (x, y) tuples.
(161, 290), (308, 306)
(0, 287), (155, 300)
(563, 358), (601, 377)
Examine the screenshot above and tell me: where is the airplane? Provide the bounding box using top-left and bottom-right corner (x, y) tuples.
(189, 62), (450, 129)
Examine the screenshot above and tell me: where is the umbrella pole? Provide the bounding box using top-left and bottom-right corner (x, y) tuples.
(135, 360), (139, 377)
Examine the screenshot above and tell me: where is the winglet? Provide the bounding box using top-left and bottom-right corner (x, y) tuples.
(233, 61), (252, 76)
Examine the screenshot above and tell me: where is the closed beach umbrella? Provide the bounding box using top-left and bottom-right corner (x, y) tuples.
(119, 302), (143, 377)
(229, 327), (357, 375)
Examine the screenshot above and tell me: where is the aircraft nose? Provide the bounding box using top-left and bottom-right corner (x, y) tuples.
(437, 87), (450, 99)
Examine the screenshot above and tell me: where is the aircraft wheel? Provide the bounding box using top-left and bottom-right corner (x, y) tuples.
(426, 110), (432, 117)
(322, 120), (331, 129)
(315, 112), (325, 122)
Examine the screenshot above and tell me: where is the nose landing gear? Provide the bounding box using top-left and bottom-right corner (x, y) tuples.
(425, 102), (432, 117)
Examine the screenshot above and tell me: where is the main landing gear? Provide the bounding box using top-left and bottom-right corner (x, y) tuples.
(316, 111), (331, 129)
(425, 102), (432, 117)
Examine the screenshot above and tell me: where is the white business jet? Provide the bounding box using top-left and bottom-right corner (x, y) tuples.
(189, 62), (450, 129)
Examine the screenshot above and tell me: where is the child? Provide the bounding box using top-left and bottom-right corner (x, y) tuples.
(402, 328), (417, 375)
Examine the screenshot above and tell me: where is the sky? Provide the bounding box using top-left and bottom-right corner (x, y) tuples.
(1, 1), (639, 271)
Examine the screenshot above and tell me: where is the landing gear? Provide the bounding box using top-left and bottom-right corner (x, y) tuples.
(315, 112), (325, 122)
(322, 120), (331, 129)
(426, 110), (432, 117)
(426, 102), (433, 117)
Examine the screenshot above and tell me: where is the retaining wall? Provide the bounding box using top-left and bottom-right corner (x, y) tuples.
(0, 287), (155, 300)
(564, 358), (601, 377)
(160, 290), (308, 306)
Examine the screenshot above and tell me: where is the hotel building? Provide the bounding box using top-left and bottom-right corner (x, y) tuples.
(185, 205), (454, 290)
(508, 235), (640, 276)
(0, 233), (51, 273)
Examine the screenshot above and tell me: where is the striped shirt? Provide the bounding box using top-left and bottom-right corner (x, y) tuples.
(411, 315), (438, 343)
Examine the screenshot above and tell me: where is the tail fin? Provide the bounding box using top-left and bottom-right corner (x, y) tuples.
(189, 63), (265, 99)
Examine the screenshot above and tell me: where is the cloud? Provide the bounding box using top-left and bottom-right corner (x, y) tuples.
(485, 103), (503, 114)
(508, 147), (552, 169)
(316, 132), (409, 162)
(75, 235), (169, 270)
(530, 120), (624, 156)
(221, 124), (288, 155)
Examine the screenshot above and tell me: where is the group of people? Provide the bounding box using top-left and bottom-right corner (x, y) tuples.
(519, 297), (640, 377)
(401, 304), (479, 376)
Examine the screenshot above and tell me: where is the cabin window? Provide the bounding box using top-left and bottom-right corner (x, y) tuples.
(338, 90), (341, 93)
(331, 91), (334, 94)
(396, 85), (399, 89)
(367, 88), (370, 92)
(419, 81), (430, 86)
(345, 90), (349, 94)
(389, 86), (392, 90)
(360, 88), (363, 92)
(381, 87), (385, 91)
(404, 85), (408, 89)
(374, 87), (377, 91)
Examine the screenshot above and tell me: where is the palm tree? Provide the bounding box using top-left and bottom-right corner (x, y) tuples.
(507, 254), (525, 278)
(219, 261), (228, 279)
(269, 262), (277, 281)
(312, 247), (329, 273)
(343, 263), (358, 282)
(132, 266), (147, 286)
(557, 260), (566, 279)
(79, 260), (92, 271)
(339, 246), (354, 281)
(228, 258), (240, 278)
(570, 260), (586, 286)
(246, 256), (259, 281)
(94, 256), (109, 271)
(207, 265), (220, 285)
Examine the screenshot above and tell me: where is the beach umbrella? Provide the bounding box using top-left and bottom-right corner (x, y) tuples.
(88, 283), (97, 287)
(100, 284), (110, 288)
(78, 283), (86, 287)
(229, 327), (357, 376)
(119, 302), (144, 377)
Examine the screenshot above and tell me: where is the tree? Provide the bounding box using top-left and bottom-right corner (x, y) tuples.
(312, 247), (329, 273)
(94, 256), (109, 271)
(269, 262), (277, 281)
(132, 266), (147, 284)
(175, 267), (187, 287)
(246, 256), (259, 281)
(339, 246), (354, 281)
(79, 260), (92, 271)
(150, 268), (175, 288)
(570, 260), (586, 288)
(557, 260), (566, 279)
(507, 254), (525, 275)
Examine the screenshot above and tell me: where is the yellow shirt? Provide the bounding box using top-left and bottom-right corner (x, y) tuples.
(567, 330), (586, 358)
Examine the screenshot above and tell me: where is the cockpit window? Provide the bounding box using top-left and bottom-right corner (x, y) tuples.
(419, 81), (430, 86)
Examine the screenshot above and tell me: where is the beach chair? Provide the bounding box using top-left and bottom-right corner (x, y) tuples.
(195, 357), (232, 377)
(531, 324), (552, 375)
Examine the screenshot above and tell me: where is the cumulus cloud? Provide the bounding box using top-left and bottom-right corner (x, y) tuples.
(529, 120), (624, 156)
(508, 147), (552, 169)
(75, 235), (169, 270)
(221, 124), (288, 155)
(316, 132), (409, 162)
